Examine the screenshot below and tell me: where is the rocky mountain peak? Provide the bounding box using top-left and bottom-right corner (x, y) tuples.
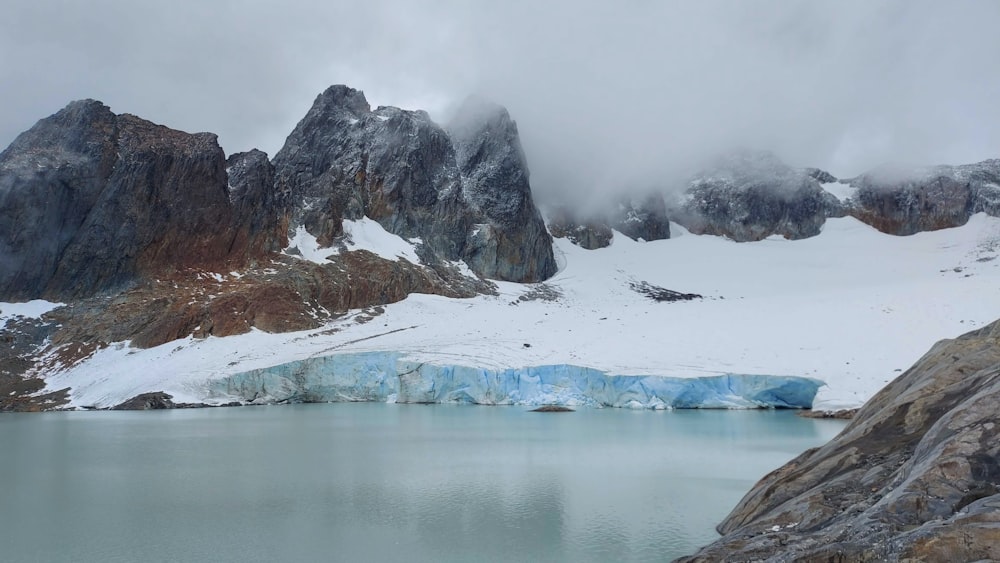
(273, 87), (555, 282)
(0, 98), (116, 174)
(446, 95), (556, 280)
(313, 84), (372, 118)
(116, 113), (222, 155)
(691, 149), (815, 195)
(0, 100), (280, 301)
(804, 167), (838, 184)
(448, 95), (530, 223)
(448, 96), (516, 145)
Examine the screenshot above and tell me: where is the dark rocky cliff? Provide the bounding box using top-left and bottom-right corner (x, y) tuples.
(449, 97), (556, 280)
(669, 150), (842, 241)
(0, 101), (281, 300)
(665, 151), (1000, 242)
(678, 319), (1000, 562)
(847, 159), (1000, 235)
(272, 85), (466, 251)
(548, 193), (670, 250)
(272, 85), (555, 282)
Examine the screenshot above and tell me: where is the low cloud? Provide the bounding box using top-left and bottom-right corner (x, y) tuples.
(2, 1), (998, 201)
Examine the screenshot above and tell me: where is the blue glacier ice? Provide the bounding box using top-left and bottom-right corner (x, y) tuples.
(207, 352), (823, 409)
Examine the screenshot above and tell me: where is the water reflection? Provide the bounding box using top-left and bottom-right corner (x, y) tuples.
(0, 405), (844, 562)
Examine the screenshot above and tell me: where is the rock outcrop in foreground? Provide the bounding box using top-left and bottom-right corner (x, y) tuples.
(678, 319), (1000, 562)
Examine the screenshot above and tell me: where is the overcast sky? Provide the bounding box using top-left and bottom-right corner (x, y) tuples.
(2, 1), (999, 198)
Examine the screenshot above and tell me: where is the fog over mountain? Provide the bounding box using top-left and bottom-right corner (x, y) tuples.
(2, 1), (998, 203)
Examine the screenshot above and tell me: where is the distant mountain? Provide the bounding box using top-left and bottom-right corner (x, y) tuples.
(667, 150), (842, 241)
(661, 149), (1000, 242)
(548, 192), (670, 250)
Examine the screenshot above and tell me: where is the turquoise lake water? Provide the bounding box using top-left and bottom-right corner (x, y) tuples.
(0, 404), (845, 562)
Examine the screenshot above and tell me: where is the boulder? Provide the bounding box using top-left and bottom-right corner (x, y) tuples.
(112, 391), (179, 410)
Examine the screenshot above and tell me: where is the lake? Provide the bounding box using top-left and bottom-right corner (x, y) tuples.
(0, 404), (845, 562)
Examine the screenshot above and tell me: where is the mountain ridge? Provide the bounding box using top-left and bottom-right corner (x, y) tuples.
(1, 88), (999, 415)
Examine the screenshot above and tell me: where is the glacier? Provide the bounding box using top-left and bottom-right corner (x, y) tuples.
(206, 352), (822, 409)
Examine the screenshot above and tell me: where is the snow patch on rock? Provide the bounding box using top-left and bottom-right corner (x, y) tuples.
(283, 218), (422, 265)
(284, 226), (334, 264)
(341, 218), (422, 263)
(0, 300), (63, 329)
(822, 181), (858, 203)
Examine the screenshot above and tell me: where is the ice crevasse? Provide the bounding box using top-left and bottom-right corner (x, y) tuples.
(206, 352), (823, 409)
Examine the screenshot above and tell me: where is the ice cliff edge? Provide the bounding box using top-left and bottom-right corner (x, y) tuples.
(201, 352), (822, 410)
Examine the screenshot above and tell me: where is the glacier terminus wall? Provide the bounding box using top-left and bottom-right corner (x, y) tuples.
(207, 352), (823, 409)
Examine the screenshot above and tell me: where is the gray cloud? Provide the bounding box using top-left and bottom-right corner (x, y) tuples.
(2, 0), (998, 201)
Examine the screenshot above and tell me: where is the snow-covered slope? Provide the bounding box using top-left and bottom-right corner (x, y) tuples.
(37, 214), (1000, 411)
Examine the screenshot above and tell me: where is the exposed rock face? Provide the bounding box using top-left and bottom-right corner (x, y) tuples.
(679, 319), (1000, 562)
(0, 315), (67, 411)
(805, 167), (838, 184)
(226, 149), (286, 257)
(847, 159), (1000, 235)
(0, 100), (117, 300)
(44, 251), (489, 351)
(548, 193), (670, 249)
(547, 207), (614, 249)
(111, 391), (179, 410)
(0, 101), (280, 301)
(609, 193), (671, 242)
(273, 85), (466, 250)
(449, 97), (556, 281)
(668, 152), (1000, 241)
(670, 150), (842, 241)
(272, 85), (555, 282)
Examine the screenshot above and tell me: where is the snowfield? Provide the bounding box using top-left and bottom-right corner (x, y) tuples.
(32, 214), (1000, 411)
